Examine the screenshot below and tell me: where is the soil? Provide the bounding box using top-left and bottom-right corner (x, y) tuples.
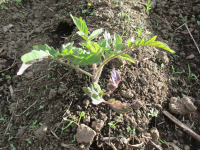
(0, 0), (200, 150)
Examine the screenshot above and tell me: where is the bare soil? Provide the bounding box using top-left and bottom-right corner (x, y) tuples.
(0, 0), (200, 149)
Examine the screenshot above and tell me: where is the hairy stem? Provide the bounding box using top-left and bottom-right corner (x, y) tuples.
(58, 60), (93, 78)
(94, 65), (104, 83)
(95, 46), (131, 74)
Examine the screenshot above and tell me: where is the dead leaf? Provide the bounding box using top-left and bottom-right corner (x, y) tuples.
(186, 54), (195, 59)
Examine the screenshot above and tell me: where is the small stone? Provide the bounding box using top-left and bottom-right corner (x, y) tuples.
(156, 51), (169, 65)
(136, 127), (144, 133)
(169, 95), (197, 115)
(49, 89), (57, 99)
(150, 128), (159, 142)
(34, 125), (48, 140)
(24, 71), (33, 79)
(58, 87), (65, 95)
(184, 145), (190, 150)
(139, 78), (149, 86)
(176, 129), (184, 137)
(2, 24), (14, 32)
(120, 89), (133, 99)
(91, 120), (104, 132)
(132, 100), (143, 110)
(83, 99), (90, 109)
(190, 17), (196, 23)
(83, 116), (90, 123)
(114, 116), (123, 123)
(76, 124), (96, 144)
(99, 112), (108, 122)
(16, 127), (26, 138)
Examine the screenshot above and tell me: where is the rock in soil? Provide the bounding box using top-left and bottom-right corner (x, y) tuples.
(91, 119), (104, 132)
(76, 124), (96, 144)
(34, 125), (48, 140)
(169, 95), (197, 115)
(150, 127), (160, 143)
(49, 89), (57, 99)
(156, 51), (169, 65)
(120, 89), (133, 99)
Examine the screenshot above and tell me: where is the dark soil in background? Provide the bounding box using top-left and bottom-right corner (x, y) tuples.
(0, 0), (200, 149)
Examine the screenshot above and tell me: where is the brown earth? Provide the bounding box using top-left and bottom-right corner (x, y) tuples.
(0, 0), (200, 149)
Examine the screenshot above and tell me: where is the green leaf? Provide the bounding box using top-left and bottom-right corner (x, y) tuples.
(33, 44), (57, 58)
(72, 54), (102, 65)
(88, 28), (103, 41)
(83, 83), (105, 105)
(114, 33), (122, 46)
(114, 33), (123, 51)
(62, 42), (73, 54)
(135, 36), (175, 53)
(145, 41), (175, 53)
(127, 39), (132, 48)
(97, 39), (111, 54)
(103, 30), (112, 45)
(70, 14), (88, 39)
(77, 31), (87, 40)
(116, 53), (135, 63)
(17, 50), (53, 75)
(81, 41), (100, 53)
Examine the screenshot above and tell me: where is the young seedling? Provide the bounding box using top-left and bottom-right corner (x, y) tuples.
(29, 120), (37, 133)
(17, 15), (174, 114)
(187, 64), (197, 79)
(171, 66), (184, 75)
(62, 111), (85, 130)
(147, 108), (158, 117)
(108, 121), (118, 128)
(145, 0), (153, 13)
(126, 126), (131, 132)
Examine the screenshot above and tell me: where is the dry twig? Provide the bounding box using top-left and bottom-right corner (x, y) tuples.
(150, 140), (163, 150)
(163, 110), (200, 143)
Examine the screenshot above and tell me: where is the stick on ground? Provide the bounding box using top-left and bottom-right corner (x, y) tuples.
(163, 110), (200, 143)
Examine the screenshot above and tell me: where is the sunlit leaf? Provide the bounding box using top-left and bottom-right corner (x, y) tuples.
(33, 44), (57, 58)
(135, 36), (175, 53)
(83, 83), (105, 105)
(17, 49), (54, 75)
(127, 39), (132, 48)
(88, 28), (103, 41)
(70, 14), (88, 39)
(116, 53), (135, 64)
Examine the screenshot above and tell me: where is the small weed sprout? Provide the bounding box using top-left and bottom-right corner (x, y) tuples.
(29, 120), (37, 133)
(108, 121), (118, 128)
(187, 64), (197, 79)
(126, 126), (131, 132)
(17, 15), (174, 114)
(171, 66), (184, 75)
(197, 21), (200, 26)
(145, 0), (153, 13)
(147, 108), (158, 117)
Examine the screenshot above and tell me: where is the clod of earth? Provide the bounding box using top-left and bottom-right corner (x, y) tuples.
(48, 89), (57, 99)
(34, 125), (48, 140)
(114, 116), (123, 123)
(120, 89), (134, 99)
(169, 94), (197, 115)
(76, 124), (96, 144)
(150, 127), (160, 143)
(91, 119), (104, 132)
(156, 50), (169, 65)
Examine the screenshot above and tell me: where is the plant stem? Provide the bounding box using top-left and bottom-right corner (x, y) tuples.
(95, 46), (131, 74)
(58, 60), (93, 78)
(94, 65), (104, 83)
